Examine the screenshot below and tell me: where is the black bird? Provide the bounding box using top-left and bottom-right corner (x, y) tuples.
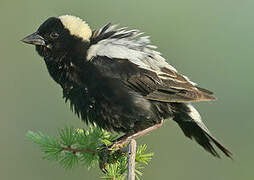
(22, 15), (232, 158)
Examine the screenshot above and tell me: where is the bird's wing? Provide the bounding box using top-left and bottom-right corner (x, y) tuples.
(87, 24), (215, 103)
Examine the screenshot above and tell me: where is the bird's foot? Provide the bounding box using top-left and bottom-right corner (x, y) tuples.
(98, 121), (164, 172)
(98, 140), (129, 173)
(98, 147), (110, 173)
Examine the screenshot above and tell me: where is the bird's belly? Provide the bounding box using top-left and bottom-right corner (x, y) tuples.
(84, 96), (154, 133)
(67, 88), (163, 133)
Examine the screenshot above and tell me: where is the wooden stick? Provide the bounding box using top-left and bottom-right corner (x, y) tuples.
(127, 139), (137, 180)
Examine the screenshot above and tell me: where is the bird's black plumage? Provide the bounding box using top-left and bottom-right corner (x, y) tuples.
(22, 15), (232, 158)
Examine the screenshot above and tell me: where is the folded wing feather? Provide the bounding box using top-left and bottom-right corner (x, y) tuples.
(87, 24), (216, 103)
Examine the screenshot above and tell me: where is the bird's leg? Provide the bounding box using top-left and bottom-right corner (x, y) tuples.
(98, 120), (163, 172)
(110, 120), (164, 151)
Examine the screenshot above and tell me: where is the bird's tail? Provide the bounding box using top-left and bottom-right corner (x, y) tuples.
(172, 103), (232, 158)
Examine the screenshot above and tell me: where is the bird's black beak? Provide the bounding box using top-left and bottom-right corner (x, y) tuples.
(21, 32), (46, 46)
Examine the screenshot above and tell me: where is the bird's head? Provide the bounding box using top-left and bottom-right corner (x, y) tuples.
(22, 15), (92, 59)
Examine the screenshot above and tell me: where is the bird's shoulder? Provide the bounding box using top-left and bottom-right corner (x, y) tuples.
(85, 23), (215, 102)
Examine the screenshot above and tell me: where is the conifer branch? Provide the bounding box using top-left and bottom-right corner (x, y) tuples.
(26, 125), (153, 179)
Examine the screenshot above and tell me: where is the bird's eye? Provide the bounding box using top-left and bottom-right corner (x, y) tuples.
(50, 32), (59, 39)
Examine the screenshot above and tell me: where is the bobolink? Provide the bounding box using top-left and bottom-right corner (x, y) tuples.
(22, 15), (232, 158)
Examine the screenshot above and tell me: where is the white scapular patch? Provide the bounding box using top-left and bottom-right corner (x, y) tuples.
(187, 103), (210, 133)
(86, 24), (197, 86)
(59, 15), (92, 41)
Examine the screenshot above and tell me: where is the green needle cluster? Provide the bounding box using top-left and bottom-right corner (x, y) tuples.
(26, 125), (153, 179)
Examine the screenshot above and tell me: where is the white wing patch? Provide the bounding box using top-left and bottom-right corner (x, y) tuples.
(87, 24), (197, 86)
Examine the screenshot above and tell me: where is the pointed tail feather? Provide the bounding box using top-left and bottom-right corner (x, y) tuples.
(173, 103), (232, 158)
(200, 126), (233, 158)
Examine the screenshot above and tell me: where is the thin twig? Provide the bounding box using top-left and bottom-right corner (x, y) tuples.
(62, 146), (97, 155)
(127, 139), (136, 180)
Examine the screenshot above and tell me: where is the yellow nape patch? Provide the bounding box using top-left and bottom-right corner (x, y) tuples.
(59, 15), (92, 41)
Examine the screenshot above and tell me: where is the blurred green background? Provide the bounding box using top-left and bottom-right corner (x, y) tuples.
(1, 0), (253, 179)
